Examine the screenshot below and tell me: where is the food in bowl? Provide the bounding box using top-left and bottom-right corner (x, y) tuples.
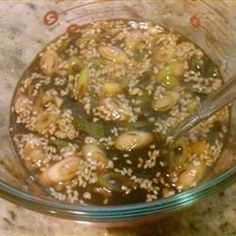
(10, 20), (229, 205)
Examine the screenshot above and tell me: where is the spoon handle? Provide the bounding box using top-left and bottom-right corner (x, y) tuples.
(171, 75), (236, 141)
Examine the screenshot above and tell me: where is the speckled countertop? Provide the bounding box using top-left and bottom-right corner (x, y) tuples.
(0, 1), (235, 236)
(0, 184), (235, 236)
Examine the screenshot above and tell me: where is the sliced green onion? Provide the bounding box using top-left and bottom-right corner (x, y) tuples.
(75, 65), (89, 99)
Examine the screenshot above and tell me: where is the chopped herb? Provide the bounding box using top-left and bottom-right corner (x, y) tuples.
(89, 58), (106, 69)
(50, 139), (69, 148)
(73, 116), (104, 138)
(134, 51), (147, 61)
(126, 121), (152, 130)
(189, 57), (205, 74)
(121, 76), (129, 90)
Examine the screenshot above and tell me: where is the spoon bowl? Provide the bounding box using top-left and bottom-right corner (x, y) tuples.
(169, 75), (236, 143)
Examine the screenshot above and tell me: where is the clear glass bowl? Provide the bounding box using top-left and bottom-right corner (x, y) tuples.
(0, 0), (235, 226)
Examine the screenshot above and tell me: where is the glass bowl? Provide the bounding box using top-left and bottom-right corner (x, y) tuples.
(0, 0), (235, 227)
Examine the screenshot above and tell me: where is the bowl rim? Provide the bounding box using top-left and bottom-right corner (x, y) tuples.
(0, 167), (235, 221)
(0, 0), (235, 222)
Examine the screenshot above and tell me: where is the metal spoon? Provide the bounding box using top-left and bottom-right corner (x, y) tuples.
(169, 75), (236, 143)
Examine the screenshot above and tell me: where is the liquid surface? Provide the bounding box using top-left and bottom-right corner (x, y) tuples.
(10, 20), (229, 205)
